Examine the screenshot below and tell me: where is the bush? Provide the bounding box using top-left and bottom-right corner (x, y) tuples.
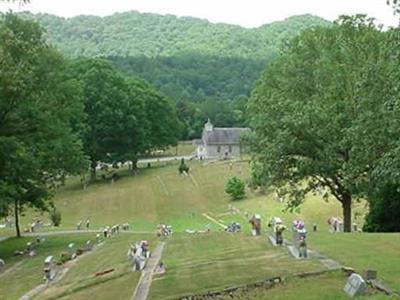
(50, 208), (62, 227)
(363, 183), (400, 232)
(225, 177), (246, 200)
(178, 158), (190, 174)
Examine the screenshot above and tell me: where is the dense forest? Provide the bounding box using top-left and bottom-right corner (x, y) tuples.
(19, 11), (330, 137)
(22, 12), (330, 59)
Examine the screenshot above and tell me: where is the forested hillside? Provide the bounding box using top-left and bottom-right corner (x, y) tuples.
(20, 11), (330, 137)
(23, 12), (329, 59)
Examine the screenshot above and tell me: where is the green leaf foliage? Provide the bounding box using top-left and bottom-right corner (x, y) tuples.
(225, 177), (246, 200)
(71, 58), (182, 178)
(23, 12), (330, 59)
(17, 12), (330, 138)
(248, 15), (400, 231)
(0, 14), (87, 235)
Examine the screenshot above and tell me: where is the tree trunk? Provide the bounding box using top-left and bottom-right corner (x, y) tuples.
(132, 158), (138, 174)
(14, 199), (21, 238)
(342, 194), (352, 232)
(90, 160), (97, 182)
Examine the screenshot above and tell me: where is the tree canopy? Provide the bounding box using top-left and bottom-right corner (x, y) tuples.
(248, 15), (400, 232)
(23, 12), (330, 60)
(72, 59), (181, 180)
(14, 12), (330, 138)
(0, 14), (86, 236)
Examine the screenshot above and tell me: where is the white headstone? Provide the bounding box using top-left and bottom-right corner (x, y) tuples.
(344, 273), (367, 297)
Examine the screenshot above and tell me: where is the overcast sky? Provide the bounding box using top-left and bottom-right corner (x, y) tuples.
(0, 0), (398, 28)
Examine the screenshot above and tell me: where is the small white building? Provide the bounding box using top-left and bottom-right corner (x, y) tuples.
(196, 119), (250, 159)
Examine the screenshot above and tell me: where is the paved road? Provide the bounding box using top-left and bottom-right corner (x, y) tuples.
(138, 155), (192, 164)
(131, 242), (166, 300)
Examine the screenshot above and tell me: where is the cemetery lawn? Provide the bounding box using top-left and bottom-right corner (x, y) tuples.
(11, 160), (250, 232)
(148, 233), (323, 299)
(219, 271), (396, 300)
(37, 233), (157, 300)
(223, 194), (400, 292)
(0, 234), (94, 300)
(1, 160), (399, 299)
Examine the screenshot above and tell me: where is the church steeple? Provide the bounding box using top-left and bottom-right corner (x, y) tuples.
(205, 118), (213, 132)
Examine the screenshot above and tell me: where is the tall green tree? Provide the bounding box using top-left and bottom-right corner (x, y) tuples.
(0, 14), (86, 236)
(71, 59), (148, 180)
(248, 16), (399, 232)
(72, 59), (181, 178)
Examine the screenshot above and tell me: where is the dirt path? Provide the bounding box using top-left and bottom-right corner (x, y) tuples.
(131, 241), (165, 300)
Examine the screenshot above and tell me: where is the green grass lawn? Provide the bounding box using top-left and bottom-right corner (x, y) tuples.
(149, 233), (323, 300)
(157, 141), (196, 157)
(1, 160), (249, 233)
(1, 160), (399, 299)
(37, 233), (157, 300)
(0, 234), (94, 300)
(219, 271), (397, 300)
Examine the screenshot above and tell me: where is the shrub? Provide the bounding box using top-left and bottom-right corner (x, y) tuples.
(50, 208), (62, 227)
(178, 158), (190, 174)
(225, 177), (246, 200)
(363, 183), (400, 232)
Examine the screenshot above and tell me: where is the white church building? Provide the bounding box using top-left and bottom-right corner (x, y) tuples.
(196, 119), (250, 159)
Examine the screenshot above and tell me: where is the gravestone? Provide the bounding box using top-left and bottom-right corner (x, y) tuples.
(68, 243), (76, 259)
(84, 240), (93, 252)
(0, 258), (5, 269)
(268, 217), (286, 246)
(26, 242), (36, 257)
(363, 269), (377, 280)
(96, 233), (102, 243)
(249, 214), (261, 236)
(344, 273), (367, 297)
(292, 220), (308, 258)
(128, 241), (151, 271)
(43, 256), (57, 282)
(225, 222), (241, 233)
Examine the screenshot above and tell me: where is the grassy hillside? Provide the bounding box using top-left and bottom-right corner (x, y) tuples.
(1, 161), (399, 299)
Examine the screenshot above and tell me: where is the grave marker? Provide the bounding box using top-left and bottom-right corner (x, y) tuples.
(68, 243), (76, 259)
(363, 269), (377, 280)
(84, 240), (93, 252)
(344, 273), (367, 297)
(292, 220), (308, 258)
(43, 256), (57, 282)
(249, 214), (261, 236)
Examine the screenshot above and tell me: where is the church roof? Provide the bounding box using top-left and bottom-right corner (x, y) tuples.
(202, 127), (250, 145)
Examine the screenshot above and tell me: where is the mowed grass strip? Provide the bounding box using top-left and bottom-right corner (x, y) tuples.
(225, 193), (400, 290)
(219, 271), (396, 300)
(38, 233), (157, 300)
(149, 233), (323, 300)
(6, 161), (249, 233)
(0, 234), (94, 300)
